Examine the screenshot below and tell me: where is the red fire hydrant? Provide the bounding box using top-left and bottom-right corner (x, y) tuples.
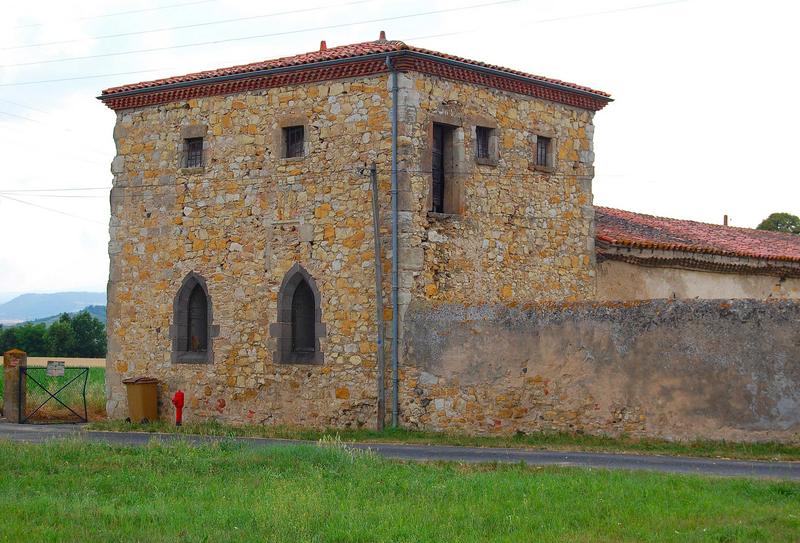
(171, 390), (185, 426)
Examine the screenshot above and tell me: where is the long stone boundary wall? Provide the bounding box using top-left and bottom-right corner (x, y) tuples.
(401, 299), (800, 442)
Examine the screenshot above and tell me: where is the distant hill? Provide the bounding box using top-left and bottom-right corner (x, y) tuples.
(0, 292), (106, 322)
(27, 305), (106, 327)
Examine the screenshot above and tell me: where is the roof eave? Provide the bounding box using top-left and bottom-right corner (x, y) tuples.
(596, 238), (800, 265)
(97, 50), (612, 105)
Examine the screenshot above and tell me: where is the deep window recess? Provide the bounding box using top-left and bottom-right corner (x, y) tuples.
(187, 284), (208, 352)
(172, 272), (216, 364)
(476, 126), (491, 160)
(271, 264), (325, 364)
(536, 136), (551, 167)
(431, 123), (455, 213)
(284, 126), (305, 158)
(291, 280), (316, 353)
(185, 137), (203, 168)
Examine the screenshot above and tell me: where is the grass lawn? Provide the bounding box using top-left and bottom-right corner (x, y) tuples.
(0, 439), (797, 542)
(89, 419), (800, 462)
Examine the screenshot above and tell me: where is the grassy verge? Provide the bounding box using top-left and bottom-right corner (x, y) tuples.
(1, 439), (798, 542)
(88, 419), (800, 461)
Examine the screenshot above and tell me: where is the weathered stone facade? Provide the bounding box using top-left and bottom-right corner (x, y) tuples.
(107, 74), (395, 425)
(104, 49), (600, 429)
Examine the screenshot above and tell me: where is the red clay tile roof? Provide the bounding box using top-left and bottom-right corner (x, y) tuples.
(595, 207), (800, 263)
(100, 38), (610, 101)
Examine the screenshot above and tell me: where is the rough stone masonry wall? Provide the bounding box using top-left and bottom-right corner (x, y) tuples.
(107, 68), (601, 429)
(400, 299), (800, 442)
(107, 74), (395, 426)
(396, 73), (596, 316)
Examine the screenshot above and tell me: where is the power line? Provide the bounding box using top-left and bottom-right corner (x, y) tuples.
(0, 97), (50, 116)
(405, 0), (688, 43)
(0, 166), (609, 222)
(0, 193), (106, 199)
(532, 0), (687, 24)
(0, 193), (106, 225)
(3, 0), (373, 51)
(0, 68), (167, 88)
(0, 0), (521, 69)
(0, 169), (602, 203)
(0, 167), (606, 194)
(0, 137), (108, 167)
(0, 187), (111, 193)
(0, 110), (111, 157)
(12, 0), (218, 29)
(0, 109), (41, 123)
(0, 0), (686, 88)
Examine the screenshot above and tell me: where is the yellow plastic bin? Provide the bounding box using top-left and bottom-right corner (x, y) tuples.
(123, 377), (159, 423)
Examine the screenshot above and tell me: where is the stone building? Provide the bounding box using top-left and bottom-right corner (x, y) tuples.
(100, 35), (800, 441)
(595, 207), (800, 300)
(100, 34), (611, 429)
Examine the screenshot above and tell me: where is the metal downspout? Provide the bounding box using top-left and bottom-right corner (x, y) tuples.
(369, 163), (385, 431)
(386, 56), (400, 428)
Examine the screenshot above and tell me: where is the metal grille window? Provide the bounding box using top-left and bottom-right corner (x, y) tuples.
(185, 137), (203, 168)
(476, 126), (491, 160)
(431, 124), (445, 213)
(536, 136), (551, 167)
(187, 284), (208, 352)
(284, 125), (305, 158)
(291, 280), (315, 353)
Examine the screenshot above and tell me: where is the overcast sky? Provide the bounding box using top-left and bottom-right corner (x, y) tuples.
(0, 0), (798, 299)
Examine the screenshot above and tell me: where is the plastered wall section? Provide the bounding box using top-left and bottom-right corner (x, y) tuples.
(597, 260), (800, 300)
(401, 299), (800, 442)
(106, 75), (395, 426)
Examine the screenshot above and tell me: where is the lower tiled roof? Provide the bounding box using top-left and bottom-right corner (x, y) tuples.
(595, 207), (800, 263)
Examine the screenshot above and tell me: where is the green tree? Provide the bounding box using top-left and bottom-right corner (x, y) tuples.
(756, 212), (800, 234)
(13, 323), (48, 356)
(71, 310), (106, 357)
(45, 314), (77, 357)
(0, 324), (46, 355)
(0, 325), (18, 354)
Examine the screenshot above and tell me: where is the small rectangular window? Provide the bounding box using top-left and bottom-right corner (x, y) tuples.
(432, 123), (449, 213)
(476, 126), (491, 160)
(283, 125), (305, 158)
(536, 136), (551, 167)
(185, 137), (203, 168)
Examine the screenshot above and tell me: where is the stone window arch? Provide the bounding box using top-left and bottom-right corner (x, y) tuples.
(270, 264), (325, 364)
(171, 272), (219, 363)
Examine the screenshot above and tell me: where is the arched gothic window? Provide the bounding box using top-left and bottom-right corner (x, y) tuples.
(187, 284), (208, 352)
(271, 264), (325, 364)
(171, 272), (217, 363)
(291, 280), (315, 353)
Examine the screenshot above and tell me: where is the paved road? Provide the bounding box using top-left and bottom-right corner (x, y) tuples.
(1, 422), (798, 480)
